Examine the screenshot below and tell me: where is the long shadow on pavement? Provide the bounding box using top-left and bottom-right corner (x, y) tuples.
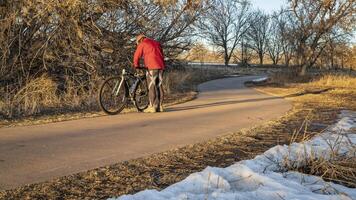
(166, 96), (282, 112)
(166, 88), (331, 112)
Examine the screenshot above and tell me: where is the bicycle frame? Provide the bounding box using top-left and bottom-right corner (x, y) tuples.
(114, 68), (146, 99)
(99, 68), (149, 114)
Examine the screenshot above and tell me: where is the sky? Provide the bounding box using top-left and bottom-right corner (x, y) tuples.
(251, 0), (355, 43)
(250, 0), (287, 13)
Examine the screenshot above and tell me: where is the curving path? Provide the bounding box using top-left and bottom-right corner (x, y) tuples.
(0, 76), (291, 190)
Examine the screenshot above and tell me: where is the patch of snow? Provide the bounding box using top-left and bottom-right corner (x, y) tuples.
(224, 74), (241, 77)
(252, 77), (269, 83)
(110, 111), (356, 200)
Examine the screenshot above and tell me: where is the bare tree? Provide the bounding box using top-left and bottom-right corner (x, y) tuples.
(246, 10), (270, 65)
(235, 34), (254, 66)
(289, 0), (355, 75)
(199, 0), (250, 66)
(279, 11), (295, 67)
(97, 0), (210, 62)
(0, 0), (208, 83)
(319, 30), (352, 70)
(266, 12), (284, 65)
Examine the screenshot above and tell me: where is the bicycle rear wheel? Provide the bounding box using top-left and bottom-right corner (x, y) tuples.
(98, 77), (127, 115)
(134, 78), (149, 112)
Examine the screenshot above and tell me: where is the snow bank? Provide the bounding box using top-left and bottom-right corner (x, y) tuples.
(110, 111), (356, 200)
(252, 77), (269, 83)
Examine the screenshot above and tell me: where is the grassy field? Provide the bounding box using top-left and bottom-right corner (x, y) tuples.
(1, 70), (354, 199)
(258, 72), (356, 112)
(254, 72), (356, 188)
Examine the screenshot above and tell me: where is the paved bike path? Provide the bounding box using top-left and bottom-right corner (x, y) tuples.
(0, 76), (291, 190)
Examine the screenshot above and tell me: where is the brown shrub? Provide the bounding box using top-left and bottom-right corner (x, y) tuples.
(269, 70), (315, 85)
(8, 75), (60, 118)
(310, 74), (356, 89)
(0, 0), (209, 120)
(61, 76), (100, 111)
(163, 70), (194, 94)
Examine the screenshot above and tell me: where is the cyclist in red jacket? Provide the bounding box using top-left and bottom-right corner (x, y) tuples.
(133, 34), (165, 113)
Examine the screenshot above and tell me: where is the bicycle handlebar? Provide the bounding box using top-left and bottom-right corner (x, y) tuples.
(122, 68), (146, 77)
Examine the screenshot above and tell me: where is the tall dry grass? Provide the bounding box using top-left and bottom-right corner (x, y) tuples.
(164, 70), (194, 94)
(0, 75), (100, 120)
(1, 75), (59, 118)
(284, 124), (356, 188)
(12, 75), (60, 116)
(258, 70), (356, 188)
(269, 69), (356, 88)
(310, 74), (356, 89)
(269, 70), (315, 85)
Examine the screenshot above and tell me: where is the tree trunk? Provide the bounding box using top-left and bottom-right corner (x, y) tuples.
(224, 56), (229, 66)
(241, 40), (244, 66)
(259, 52), (263, 65)
(272, 57), (278, 65)
(341, 54), (344, 69)
(0, 0), (7, 6)
(331, 50), (335, 70)
(224, 45), (229, 66)
(299, 64), (307, 76)
(284, 54), (290, 67)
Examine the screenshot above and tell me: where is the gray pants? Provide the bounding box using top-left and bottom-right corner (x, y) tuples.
(146, 69), (164, 110)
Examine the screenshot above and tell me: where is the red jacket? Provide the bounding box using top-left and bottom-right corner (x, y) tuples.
(133, 38), (165, 70)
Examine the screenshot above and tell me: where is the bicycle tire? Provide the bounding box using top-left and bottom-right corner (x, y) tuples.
(98, 76), (127, 115)
(134, 77), (149, 112)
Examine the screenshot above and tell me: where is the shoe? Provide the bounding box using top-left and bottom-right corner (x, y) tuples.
(158, 105), (164, 112)
(143, 106), (157, 113)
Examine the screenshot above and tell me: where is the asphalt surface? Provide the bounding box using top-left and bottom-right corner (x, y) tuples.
(0, 76), (291, 190)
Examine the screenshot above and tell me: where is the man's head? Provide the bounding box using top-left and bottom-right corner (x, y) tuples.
(136, 34), (146, 45)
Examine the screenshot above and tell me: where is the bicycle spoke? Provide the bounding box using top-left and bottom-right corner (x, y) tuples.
(109, 81), (116, 94)
(134, 79), (149, 111)
(99, 77), (127, 115)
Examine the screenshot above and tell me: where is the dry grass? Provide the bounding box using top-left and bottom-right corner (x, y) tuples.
(1, 75), (60, 118)
(283, 126), (356, 188)
(164, 70), (195, 94)
(310, 74), (356, 89)
(269, 70), (315, 85)
(254, 71), (356, 188)
(296, 151), (356, 188)
(0, 75), (100, 120)
(256, 72), (356, 110)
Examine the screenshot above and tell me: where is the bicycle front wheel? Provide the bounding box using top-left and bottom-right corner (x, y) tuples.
(98, 77), (127, 115)
(134, 78), (149, 112)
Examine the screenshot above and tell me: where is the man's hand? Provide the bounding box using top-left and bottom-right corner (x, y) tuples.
(134, 67), (145, 76)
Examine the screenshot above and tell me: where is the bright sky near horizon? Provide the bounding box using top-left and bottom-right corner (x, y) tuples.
(250, 0), (287, 13)
(251, 0), (355, 44)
